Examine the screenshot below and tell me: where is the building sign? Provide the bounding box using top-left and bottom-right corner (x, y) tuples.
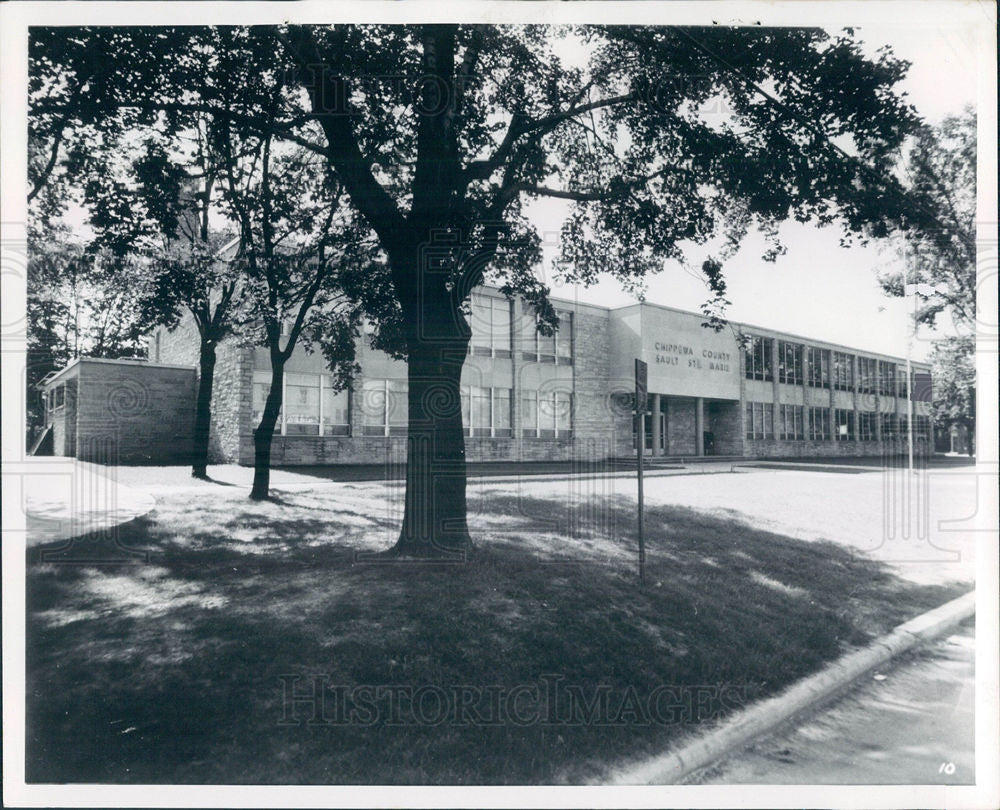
(610, 304), (742, 400)
(653, 342), (733, 373)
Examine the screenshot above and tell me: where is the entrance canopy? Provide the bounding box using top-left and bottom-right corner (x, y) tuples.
(610, 303), (741, 400)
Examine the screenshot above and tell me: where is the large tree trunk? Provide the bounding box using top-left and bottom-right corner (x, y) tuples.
(249, 359), (284, 500)
(191, 340), (217, 479)
(393, 328), (472, 558)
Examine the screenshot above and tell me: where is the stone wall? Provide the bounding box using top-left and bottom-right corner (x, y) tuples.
(745, 437), (932, 458)
(665, 396), (697, 455)
(706, 400), (742, 455)
(153, 318), (251, 464)
(145, 294), (935, 467)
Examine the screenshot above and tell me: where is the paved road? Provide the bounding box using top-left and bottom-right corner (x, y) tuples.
(694, 622), (976, 785)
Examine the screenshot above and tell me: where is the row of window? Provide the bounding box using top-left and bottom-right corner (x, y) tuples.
(252, 372), (352, 436)
(746, 402), (931, 442)
(252, 372), (573, 438)
(470, 295), (574, 365)
(745, 336), (924, 397)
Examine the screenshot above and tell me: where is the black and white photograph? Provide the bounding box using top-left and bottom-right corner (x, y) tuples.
(1, 1), (997, 807)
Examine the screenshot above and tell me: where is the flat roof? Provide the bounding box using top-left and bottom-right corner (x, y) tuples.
(38, 357), (197, 389)
(479, 284), (929, 369)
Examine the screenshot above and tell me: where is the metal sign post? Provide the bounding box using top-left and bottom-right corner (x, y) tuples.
(635, 359), (648, 584)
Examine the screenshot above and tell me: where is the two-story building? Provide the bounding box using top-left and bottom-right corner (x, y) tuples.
(39, 286), (933, 465)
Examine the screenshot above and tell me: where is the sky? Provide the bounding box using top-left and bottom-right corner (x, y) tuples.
(525, 22), (983, 362)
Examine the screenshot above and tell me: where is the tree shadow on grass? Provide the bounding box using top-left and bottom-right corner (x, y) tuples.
(25, 488), (968, 785)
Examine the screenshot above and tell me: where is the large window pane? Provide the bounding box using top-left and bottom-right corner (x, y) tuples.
(387, 380), (407, 435)
(518, 308), (537, 361)
(323, 381), (350, 436)
(252, 370), (282, 426)
(556, 310), (572, 364)
(555, 391), (572, 433)
(745, 336), (773, 381)
(361, 379), (387, 436)
(471, 296), (492, 355)
(521, 390), (537, 436)
(461, 386), (471, 436)
(538, 391), (556, 436)
(493, 389), (512, 436)
(493, 299), (512, 357)
(472, 385), (491, 436)
(539, 328), (556, 364)
(285, 372), (320, 435)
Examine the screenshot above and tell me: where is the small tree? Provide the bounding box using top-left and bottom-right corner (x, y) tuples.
(214, 115), (379, 500)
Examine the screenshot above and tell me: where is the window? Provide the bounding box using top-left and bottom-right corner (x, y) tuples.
(460, 386), (513, 437)
(832, 352), (854, 391)
(470, 295), (512, 358)
(252, 371), (281, 426)
(834, 408), (855, 441)
(54, 384), (65, 409)
(878, 361), (896, 396)
(522, 389), (572, 438)
(745, 401), (774, 440)
(912, 370), (933, 402)
(779, 404), (805, 440)
(322, 383), (350, 436)
(556, 311), (573, 364)
(519, 306), (573, 365)
(362, 379), (407, 436)
(285, 372), (321, 435)
(915, 415), (931, 439)
(493, 389), (512, 437)
(858, 358), (877, 394)
(880, 412), (898, 438)
(896, 367), (909, 399)
(254, 371), (351, 436)
(858, 411), (876, 441)
(744, 336), (773, 381)
(807, 347), (830, 388)
(778, 341), (803, 385)
(808, 407), (831, 440)
(521, 390), (537, 435)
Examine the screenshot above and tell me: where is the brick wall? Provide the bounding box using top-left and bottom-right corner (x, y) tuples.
(73, 360), (197, 464)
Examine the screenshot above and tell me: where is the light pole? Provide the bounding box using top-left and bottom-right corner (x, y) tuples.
(905, 256), (915, 476)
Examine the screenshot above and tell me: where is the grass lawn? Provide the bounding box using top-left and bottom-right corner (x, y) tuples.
(26, 483), (968, 784)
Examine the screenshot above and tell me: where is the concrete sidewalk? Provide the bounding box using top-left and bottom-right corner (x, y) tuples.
(18, 459), (156, 547)
(693, 620), (976, 785)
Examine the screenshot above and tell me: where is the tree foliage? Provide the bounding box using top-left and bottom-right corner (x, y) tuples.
(877, 108), (976, 331)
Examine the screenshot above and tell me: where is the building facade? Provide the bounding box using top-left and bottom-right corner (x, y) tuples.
(41, 286), (934, 465)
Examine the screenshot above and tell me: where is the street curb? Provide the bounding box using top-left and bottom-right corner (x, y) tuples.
(607, 589), (976, 785)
